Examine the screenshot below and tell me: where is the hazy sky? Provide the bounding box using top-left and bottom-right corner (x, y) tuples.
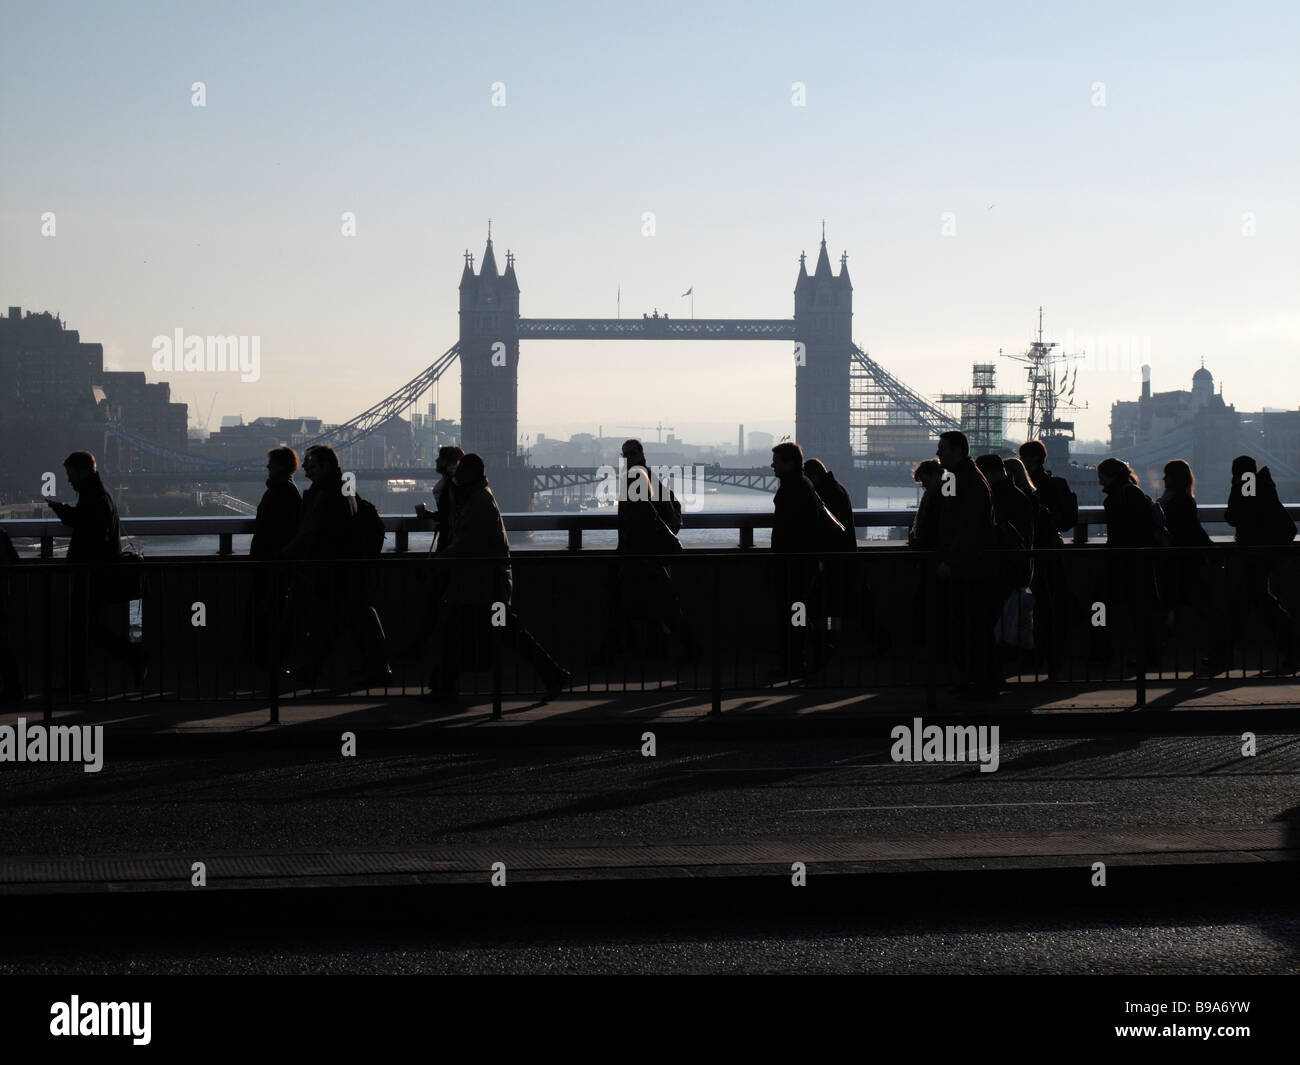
(2, 0), (1296, 446)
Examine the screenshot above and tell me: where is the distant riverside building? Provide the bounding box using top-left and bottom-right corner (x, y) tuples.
(100, 370), (188, 465)
(1109, 362), (1299, 495)
(198, 416), (324, 463)
(0, 307), (102, 423)
(410, 401), (460, 462)
(1254, 410), (1300, 488)
(196, 412), (417, 471)
(0, 306), (187, 496)
(747, 430), (775, 456)
(866, 416), (934, 464)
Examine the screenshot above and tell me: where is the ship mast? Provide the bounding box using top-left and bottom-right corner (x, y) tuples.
(1001, 307), (1085, 468)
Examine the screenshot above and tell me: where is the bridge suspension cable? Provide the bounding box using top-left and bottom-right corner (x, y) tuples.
(103, 424), (234, 471)
(850, 342), (960, 438)
(105, 343), (461, 474)
(290, 342), (461, 462)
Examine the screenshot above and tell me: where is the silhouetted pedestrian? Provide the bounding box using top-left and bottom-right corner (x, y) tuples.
(804, 457), (858, 635)
(600, 441), (693, 662)
(1100, 458), (1162, 549)
(251, 446), (302, 559)
(1225, 455), (1297, 672)
(428, 453), (570, 701)
(249, 446), (301, 670)
(415, 445), (464, 556)
(405, 445), (463, 660)
(620, 439), (683, 538)
(976, 455), (1034, 549)
(1098, 457), (1162, 671)
(1019, 440), (1079, 538)
(936, 432), (1000, 698)
(0, 529), (22, 701)
(48, 450), (145, 694)
(803, 459), (857, 552)
(1157, 459), (1225, 672)
(769, 441), (835, 676)
(1006, 456), (1071, 672)
(901, 459), (943, 651)
(908, 459), (942, 551)
(282, 444), (391, 688)
(771, 442), (826, 554)
(1005, 458), (1059, 551)
(976, 454), (1035, 654)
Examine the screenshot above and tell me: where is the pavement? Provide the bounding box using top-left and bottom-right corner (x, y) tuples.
(5, 675), (1300, 748)
(3, 824), (1296, 896)
(0, 712), (1296, 911)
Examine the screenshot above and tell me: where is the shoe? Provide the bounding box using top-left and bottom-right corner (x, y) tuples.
(542, 666), (571, 702)
(425, 670), (458, 700)
(1193, 656), (1229, 678)
(127, 646), (150, 689)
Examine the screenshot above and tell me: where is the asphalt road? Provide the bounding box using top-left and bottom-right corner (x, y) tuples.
(0, 731), (1296, 856)
(2, 730), (1298, 975)
(2, 902), (1296, 975)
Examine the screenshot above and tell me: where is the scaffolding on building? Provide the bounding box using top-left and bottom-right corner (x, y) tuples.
(849, 343), (960, 465)
(940, 363), (1026, 454)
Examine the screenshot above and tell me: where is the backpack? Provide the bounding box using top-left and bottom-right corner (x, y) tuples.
(1259, 467), (1298, 545)
(656, 494), (683, 535)
(348, 495), (386, 557)
(647, 510), (684, 554)
(814, 498), (851, 553)
(1043, 474), (1079, 532)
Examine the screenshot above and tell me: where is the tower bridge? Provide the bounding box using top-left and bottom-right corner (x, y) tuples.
(105, 230), (961, 507)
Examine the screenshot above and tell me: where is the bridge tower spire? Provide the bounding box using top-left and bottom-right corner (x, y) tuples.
(793, 228), (854, 474)
(459, 229), (522, 504)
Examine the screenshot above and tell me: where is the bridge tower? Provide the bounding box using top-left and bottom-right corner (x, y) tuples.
(793, 231), (854, 476)
(458, 229), (530, 508)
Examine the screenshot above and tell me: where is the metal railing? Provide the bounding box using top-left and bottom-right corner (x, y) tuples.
(6, 504), (1297, 556)
(2, 541), (1296, 722)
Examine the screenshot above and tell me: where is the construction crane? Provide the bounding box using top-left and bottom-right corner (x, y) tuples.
(616, 422), (675, 443)
(192, 391), (218, 433)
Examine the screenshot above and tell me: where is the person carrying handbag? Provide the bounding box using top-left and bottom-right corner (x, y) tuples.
(598, 452), (694, 662)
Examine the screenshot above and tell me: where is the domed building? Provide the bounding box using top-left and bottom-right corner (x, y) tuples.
(1191, 361), (1215, 408)
(1109, 362), (1246, 494)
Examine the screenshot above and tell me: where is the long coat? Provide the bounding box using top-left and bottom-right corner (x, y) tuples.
(937, 458), (994, 579)
(772, 473), (822, 553)
(60, 473), (122, 563)
(251, 478), (302, 559)
(815, 471), (858, 552)
(283, 472), (354, 560)
(1103, 481), (1156, 549)
(443, 482), (513, 606)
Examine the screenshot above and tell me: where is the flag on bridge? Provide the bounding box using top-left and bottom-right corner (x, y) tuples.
(681, 287), (692, 297)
